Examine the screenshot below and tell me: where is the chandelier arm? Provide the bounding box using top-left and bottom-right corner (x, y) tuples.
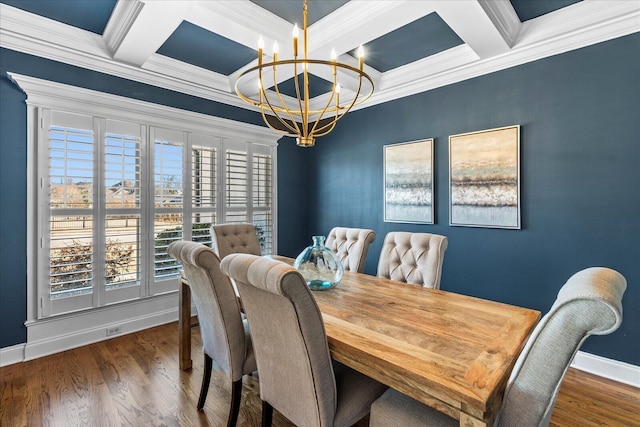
(259, 71), (301, 135)
(308, 85), (338, 137)
(312, 118), (338, 138)
(269, 68), (303, 135)
(259, 106), (296, 137)
(292, 61), (305, 134)
(313, 73), (372, 136)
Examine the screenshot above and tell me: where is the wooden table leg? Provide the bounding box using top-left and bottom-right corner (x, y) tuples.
(179, 278), (192, 371)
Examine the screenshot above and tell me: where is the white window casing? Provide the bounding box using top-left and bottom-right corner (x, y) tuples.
(9, 73), (279, 333)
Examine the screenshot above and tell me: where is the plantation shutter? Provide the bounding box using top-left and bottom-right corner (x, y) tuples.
(252, 144), (273, 254)
(223, 140), (249, 224)
(151, 127), (185, 295)
(43, 110), (97, 316)
(189, 133), (220, 247)
(103, 119), (145, 304)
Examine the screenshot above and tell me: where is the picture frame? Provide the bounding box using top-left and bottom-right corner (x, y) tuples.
(449, 125), (520, 229)
(384, 138), (434, 224)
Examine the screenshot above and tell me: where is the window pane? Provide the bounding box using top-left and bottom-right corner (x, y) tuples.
(226, 150), (247, 208)
(154, 213), (183, 280)
(49, 126), (94, 208)
(192, 146), (216, 208)
(192, 212), (215, 247)
(253, 211), (272, 255)
(105, 133), (141, 208)
(49, 216), (93, 299)
(155, 140), (183, 208)
(253, 153), (272, 207)
(105, 215), (140, 290)
(225, 211), (247, 223)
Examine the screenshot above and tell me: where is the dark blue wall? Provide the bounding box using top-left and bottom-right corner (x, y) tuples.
(299, 34), (640, 365)
(276, 137), (314, 257)
(2, 32), (639, 367)
(0, 48), (269, 348)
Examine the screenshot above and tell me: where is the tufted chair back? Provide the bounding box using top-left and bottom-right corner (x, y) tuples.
(377, 231), (448, 288)
(211, 223), (262, 259)
(325, 227), (376, 273)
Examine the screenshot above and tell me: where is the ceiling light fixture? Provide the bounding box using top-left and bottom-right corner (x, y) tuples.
(235, 0), (374, 147)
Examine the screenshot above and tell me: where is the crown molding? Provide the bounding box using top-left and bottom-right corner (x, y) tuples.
(143, 54), (232, 93)
(8, 72), (279, 144)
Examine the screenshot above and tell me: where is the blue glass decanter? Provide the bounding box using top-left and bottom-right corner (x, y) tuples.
(293, 236), (344, 290)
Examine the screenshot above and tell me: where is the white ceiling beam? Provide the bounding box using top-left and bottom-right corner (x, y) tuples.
(477, 0), (522, 48)
(308, 1), (437, 59)
(110, 0), (188, 67)
(103, 0), (145, 57)
(437, 0), (513, 58)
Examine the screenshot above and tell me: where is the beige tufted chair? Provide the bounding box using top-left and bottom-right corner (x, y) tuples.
(325, 227), (376, 273)
(377, 231), (448, 288)
(211, 223), (261, 259)
(167, 241), (256, 427)
(220, 253), (389, 427)
(369, 267), (626, 427)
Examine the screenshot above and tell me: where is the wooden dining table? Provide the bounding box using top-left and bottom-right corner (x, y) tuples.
(178, 256), (540, 427)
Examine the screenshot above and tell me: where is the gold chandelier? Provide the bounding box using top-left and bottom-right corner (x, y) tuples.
(235, 0), (374, 147)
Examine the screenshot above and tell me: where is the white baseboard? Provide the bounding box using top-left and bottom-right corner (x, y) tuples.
(571, 351), (640, 388)
(0, 292), (197, 367)
(0, 343), (25, 367)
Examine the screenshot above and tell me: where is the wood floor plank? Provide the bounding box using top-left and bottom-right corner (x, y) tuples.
(0, 363), (27, 426)
(1, 322), (638, 426)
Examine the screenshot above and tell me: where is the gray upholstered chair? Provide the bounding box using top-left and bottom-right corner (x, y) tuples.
(211, 223), (262, 258)
(325, 227), (376, 273)
(369, 267), (626, 427)
(376, 231), (448, 288)
(220, 253), (388, 427)
(168, 241), (256, 427)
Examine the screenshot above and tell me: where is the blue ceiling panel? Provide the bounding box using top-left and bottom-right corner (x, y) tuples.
(510, 0), (583, 21)
(250, 0), (348, 26)
(157, 21), (257, 75)
(270, 73), (334, 99)
(354, 13), (463, 73)
(1, 0), (116, 34)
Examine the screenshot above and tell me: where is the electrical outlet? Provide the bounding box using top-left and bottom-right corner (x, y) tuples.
(106, 326), (122, 337)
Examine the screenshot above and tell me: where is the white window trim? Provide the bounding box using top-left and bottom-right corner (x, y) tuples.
(9, 73), (279, 355)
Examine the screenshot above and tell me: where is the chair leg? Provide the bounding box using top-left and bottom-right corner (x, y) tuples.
(227, 379), (243, 427)
(197, 354), (213, 410)
(261, 400), (273, 427)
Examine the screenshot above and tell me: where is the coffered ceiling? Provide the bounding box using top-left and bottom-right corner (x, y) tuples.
(1, 0), (638, 113)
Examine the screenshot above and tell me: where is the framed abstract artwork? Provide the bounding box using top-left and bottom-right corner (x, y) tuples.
(449, 125), (520, 229)
(384, 138), (434, 224)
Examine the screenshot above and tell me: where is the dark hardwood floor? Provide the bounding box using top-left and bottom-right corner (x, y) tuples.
(1, 322), (638, 426)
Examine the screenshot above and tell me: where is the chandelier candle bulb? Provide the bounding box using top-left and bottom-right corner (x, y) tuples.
(358, 45), (364, 71)
(293, 24), (299, 57)
(258, 36), (264, 66)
